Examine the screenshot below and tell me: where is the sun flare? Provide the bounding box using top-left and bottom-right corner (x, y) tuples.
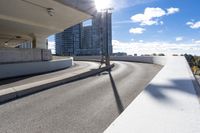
(94, 0), (112, 11)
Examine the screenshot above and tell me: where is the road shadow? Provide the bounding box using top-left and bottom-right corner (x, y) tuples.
(108, 69), (124, 114)
(145, 79), (200, 103)
(0, 67), (70, 86)
(0, 76), (32, 86)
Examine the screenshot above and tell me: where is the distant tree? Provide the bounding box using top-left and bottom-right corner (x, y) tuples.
(158, 53), (165, 56)
(192, 66), (199, 75)
(194, 56), (200, 68)
(152, 53), (157, 56)
(184, 54), (195, 67)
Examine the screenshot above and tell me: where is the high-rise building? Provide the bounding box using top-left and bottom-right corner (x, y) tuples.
(55, 24), (82, 56)
(91, 12), (112, 55)
(55, 12), (112, 56)
(82, 26), (92, 49)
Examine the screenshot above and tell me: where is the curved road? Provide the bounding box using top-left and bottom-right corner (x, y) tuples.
(0, 61), (162, 133)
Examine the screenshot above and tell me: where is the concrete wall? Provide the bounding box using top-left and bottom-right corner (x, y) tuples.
(74, 56), (200, 133)
(74, 56), (167, 65)
(104, 56), (200, 133)
(0, 58), (73, 79)
(0, 48), (52, 64)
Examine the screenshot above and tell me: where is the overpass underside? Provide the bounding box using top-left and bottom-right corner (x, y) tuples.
(0, 0), (96, 49)
(0, 0), (96, 77)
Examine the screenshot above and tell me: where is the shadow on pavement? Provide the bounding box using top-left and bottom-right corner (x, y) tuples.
(108, 69), (124, 114)
(145, 79), (200, 103)
(0, 67), (69, 86)
(0, 76), (31, 86)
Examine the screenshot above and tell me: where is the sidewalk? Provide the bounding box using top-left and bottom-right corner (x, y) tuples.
(0, 61), (97, 90)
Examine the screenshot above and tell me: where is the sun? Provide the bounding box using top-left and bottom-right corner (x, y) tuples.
(94, 0), (112, 11)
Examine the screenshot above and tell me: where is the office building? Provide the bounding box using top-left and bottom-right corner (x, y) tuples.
(55, 12), (112, 56)
(55, 24), (82, 56)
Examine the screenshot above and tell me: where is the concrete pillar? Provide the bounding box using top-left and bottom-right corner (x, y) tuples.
(31, 35), (47, 49)
(35, 37), (47, 49)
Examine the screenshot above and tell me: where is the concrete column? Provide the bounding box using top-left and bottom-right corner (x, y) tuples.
(32, 37), (36, 48)
(34, 36), (47, 49)
(30, 34), (47, 49)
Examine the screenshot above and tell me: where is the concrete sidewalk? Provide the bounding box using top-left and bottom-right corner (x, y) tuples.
(0, 61), (98, 90)
(0, 61), (113, 103)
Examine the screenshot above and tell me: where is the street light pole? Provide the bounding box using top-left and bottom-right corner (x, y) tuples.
(100, 8), (113, 67)
(105, 9), (110, 66)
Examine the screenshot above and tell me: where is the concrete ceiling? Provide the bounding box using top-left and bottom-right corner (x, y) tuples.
(0, 0), (96, 47)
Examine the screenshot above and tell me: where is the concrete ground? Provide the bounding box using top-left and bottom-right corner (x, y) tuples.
(0, 61), (162, 133)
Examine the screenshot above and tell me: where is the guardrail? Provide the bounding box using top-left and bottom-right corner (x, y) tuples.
(74, 56), (200, 133)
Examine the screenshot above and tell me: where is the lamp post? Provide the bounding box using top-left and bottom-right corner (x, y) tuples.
(100, 8), (113, 67)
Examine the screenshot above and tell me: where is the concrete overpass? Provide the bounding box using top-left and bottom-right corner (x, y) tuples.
(0, 0), (96, 77)
(0, 0), (96, 48)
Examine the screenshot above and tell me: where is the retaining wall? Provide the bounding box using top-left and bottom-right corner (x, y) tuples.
(0, 48), (52, 64)
(74, 56), (167, 65)
(0, 58), (73, 79)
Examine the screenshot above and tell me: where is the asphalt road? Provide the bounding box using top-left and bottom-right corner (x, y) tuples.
(0, 61), (162, 133)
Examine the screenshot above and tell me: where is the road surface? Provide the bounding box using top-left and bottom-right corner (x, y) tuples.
(0, 61), (162, 133)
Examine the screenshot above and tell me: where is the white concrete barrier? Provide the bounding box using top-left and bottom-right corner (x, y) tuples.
(0, 48), (52, 64)
(104, 56), (200, 133)
(74, 56), (200, 133)
(0, 58), (73, 79)
(74, 56), (167, 65)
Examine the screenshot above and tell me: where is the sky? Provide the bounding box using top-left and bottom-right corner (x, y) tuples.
(48, 0), (200, 55)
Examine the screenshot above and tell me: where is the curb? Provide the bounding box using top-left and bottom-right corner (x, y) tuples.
(0, 64), (114, 104)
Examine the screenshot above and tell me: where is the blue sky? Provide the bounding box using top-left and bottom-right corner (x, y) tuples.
(48, 0), (200, 55)
(112, 0), (200, 43)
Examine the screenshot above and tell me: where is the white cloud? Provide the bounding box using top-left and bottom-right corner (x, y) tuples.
(167, 7), (179, 15)
(112, 40), (200, 56)
(139, 40), (144, 43)
(129, 28), (146, 34)
(195, 40), (200, 44)
(131, 7), (179, 26)
(113, 20), (133, 24)
(131, 7), (165, 26)
(186, 21), (200, 29)
(176, 37), (183, 41)
(186, 21), (193, 25)
(160, 21), (164, 25)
